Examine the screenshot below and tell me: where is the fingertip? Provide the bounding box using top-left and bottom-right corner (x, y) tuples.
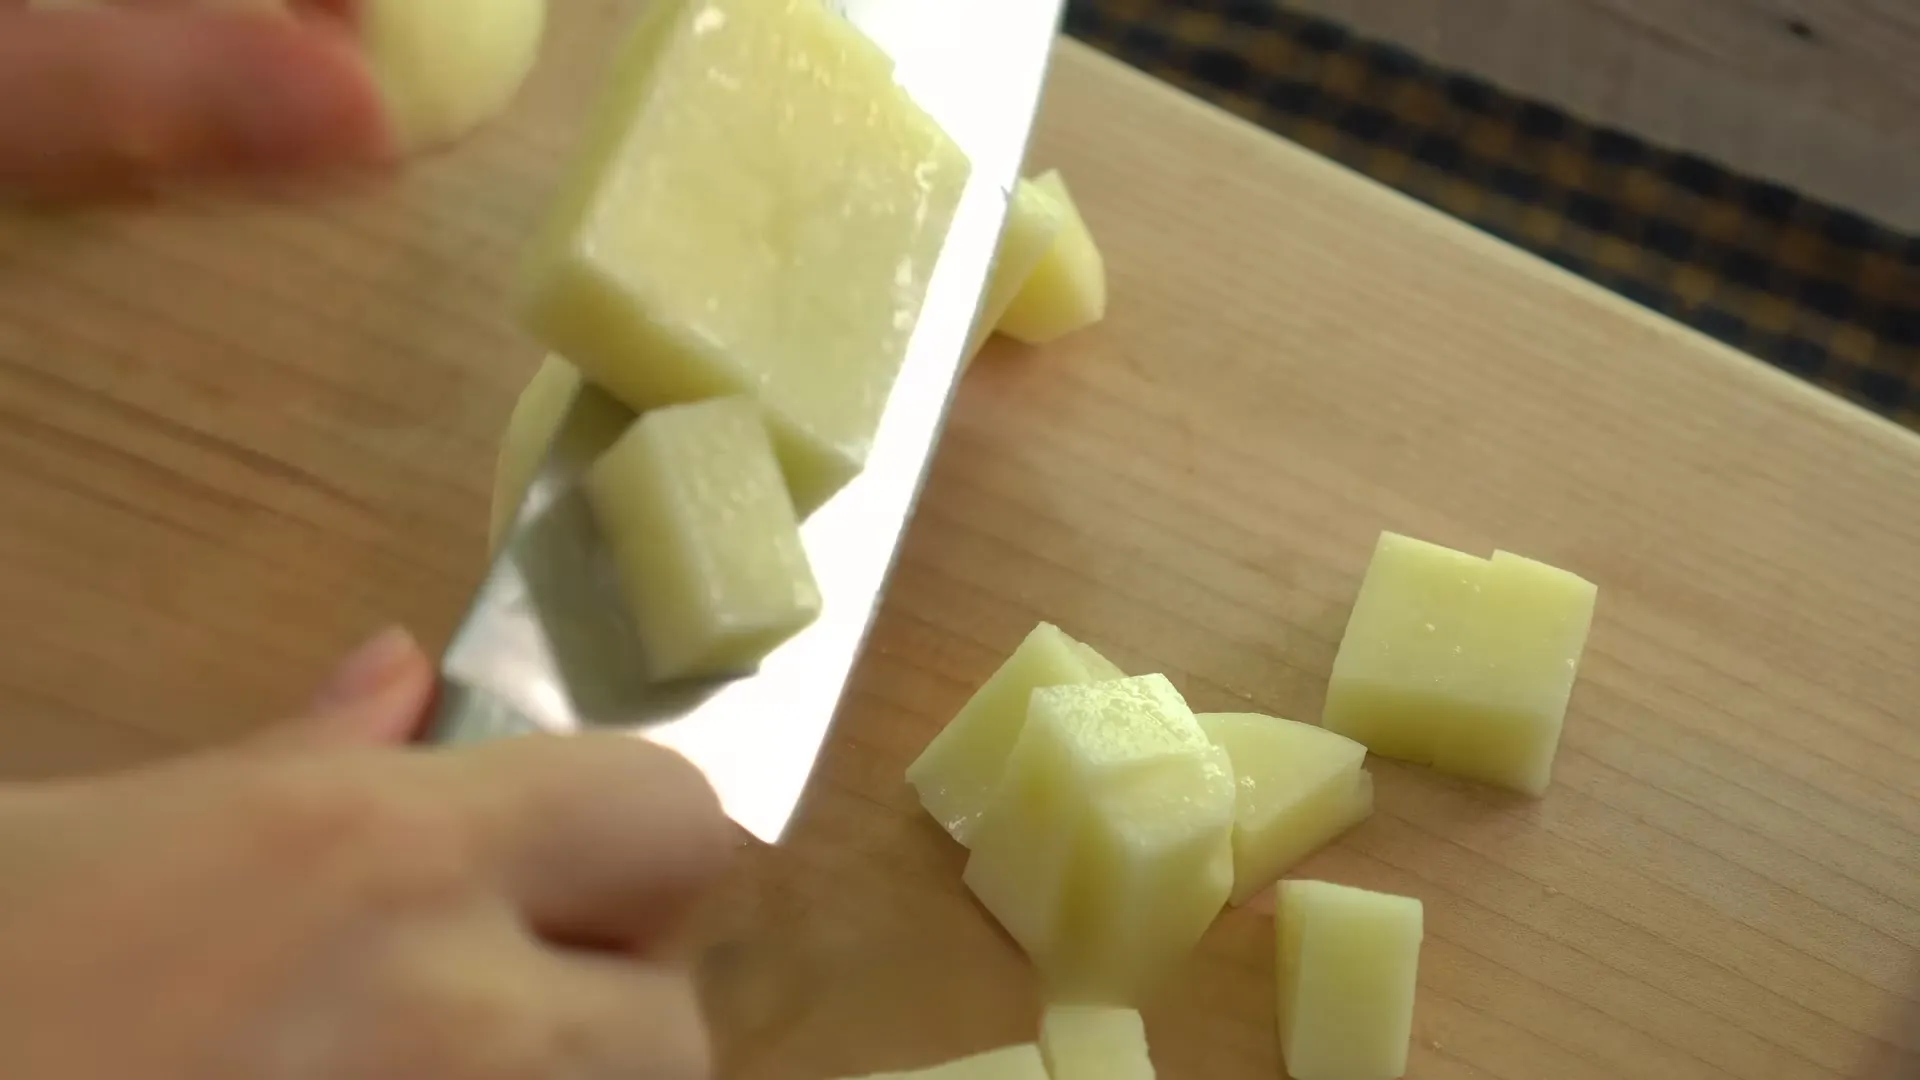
(219, 13), (396, 172)
(303, 625), (435, 744)
(0, 8), (395, 200)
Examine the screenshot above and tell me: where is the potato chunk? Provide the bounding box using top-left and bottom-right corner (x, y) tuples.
(994, 170), (1106, 345)
(519, 0), (970, 512)
(1323, 532), (1597, 794)
(906, 622), (1124, 845)
(488, 355), (582, 551)
(583, 397), (819, 681)
(1197, 713), (1372, 905)
(963, 675), (1234, 1004)
(1041, 1005), (1155, 1080)
(967, 177), (1068, 359)
(1277, 880), (1423, 1080)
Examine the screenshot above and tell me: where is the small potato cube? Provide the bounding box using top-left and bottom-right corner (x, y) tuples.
(995, 170), (1107, 345)
(1041, 1005), (1155, 1080)
(1277, 880), (1423, 1080)
(584, 397), (819, 682)
(967, 177), (1068, 360)
(1197, 713), (1372, 905)
(906, 622), (1124, 845)
(963, 674), (1234, 1004)
(1323, 532), (1596, 794)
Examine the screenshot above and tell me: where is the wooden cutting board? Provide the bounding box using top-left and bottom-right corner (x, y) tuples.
(0, 3), (1916, 1077)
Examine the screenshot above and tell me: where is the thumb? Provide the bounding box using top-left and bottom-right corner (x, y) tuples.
(297, 625), (436, 745)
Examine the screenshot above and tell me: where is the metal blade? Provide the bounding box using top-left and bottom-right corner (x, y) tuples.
(433, 0), (1066, 844)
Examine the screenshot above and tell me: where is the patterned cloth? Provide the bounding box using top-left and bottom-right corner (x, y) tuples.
(1066, 0), (1920, 430)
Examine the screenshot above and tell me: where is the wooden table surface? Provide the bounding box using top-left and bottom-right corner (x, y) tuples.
(1, 3), (1917, 1078)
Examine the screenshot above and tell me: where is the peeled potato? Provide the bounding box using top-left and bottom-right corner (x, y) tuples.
(996, 169), (1107, 345)
(359, 0), (548, 151)
(966, 177), (1067, 361)
(488, 354), (581, 550)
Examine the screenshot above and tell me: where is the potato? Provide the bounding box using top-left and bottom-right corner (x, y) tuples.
(962, 674), (1233, 1004)
(994, 170), (1107, 345)
(906, 622), (1123, 845)
(967, 178), (1068, 360)
(1041, 1005), (1155, 1080)
(487, 355), (581, 550)
(1197, 713), (1372, 905)
(1277, 880), (1423, 1080)
(1323, 532), (1597, 795)
(518, 0), (968, 513)
(583, 397), (819, 682)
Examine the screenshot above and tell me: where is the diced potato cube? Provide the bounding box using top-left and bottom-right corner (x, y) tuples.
(584, 397), (819, 681)
(489, 355), (583, 550)
(1041, 1005), (1155, 1080)
(834, 1043), (1050, 1080)
(994, 170), (1106, 345)
(1324, 532), (1597, 795)
(906, 622), (1124, 845)
(967, 177), (1068, 360)
(1196, 713), (1372, 905)
(519, 0), (970, 513)
(1277, 880), (1423, 1080)
(963, 674), (1234, 1004)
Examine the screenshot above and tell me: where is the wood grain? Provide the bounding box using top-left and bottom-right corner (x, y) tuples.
(1, 3), (1917, 1077)
(1285, 0), (1920, 231)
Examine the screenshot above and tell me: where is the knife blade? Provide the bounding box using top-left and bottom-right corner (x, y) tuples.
(425, 0), (1067, 844)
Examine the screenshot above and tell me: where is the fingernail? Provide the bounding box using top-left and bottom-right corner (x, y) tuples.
(311, 625), (418, 713)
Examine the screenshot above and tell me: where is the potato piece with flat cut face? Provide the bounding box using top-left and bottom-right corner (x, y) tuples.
(1041, 1005), (1155, 1080)
(583, 396), (819, 682)
(1197, 712), (1372, 905)
(487, 355), (581, 551)
(906, 622), (1124, 846)
(1277, 880), (1424, 1080)
(967, 177), (1068, 360)
(995, 169), (1107, 345)
(519, 0), (970, 514)
(963, 674), (1234, 1004)
(1323, 532), (1596, 795)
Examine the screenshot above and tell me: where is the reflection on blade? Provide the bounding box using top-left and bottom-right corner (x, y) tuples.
(431, 0), (1067, 844)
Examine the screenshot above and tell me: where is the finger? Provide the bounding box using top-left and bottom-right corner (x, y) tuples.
(302, 625), (436, 742)
(236, 627), (434, 755)
(0, 8), (389, 201)
(533, 956), (712, 1079)
(1, 0), (349, 18)
(443, 735), (735, 951)
(307, 626), (429, 717)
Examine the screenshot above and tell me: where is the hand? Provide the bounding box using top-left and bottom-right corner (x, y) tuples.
(0, 0), (392, 201)
(0, 627), (733, 1079)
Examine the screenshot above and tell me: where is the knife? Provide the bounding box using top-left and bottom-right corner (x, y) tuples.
(422, 0), (1068, 844)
